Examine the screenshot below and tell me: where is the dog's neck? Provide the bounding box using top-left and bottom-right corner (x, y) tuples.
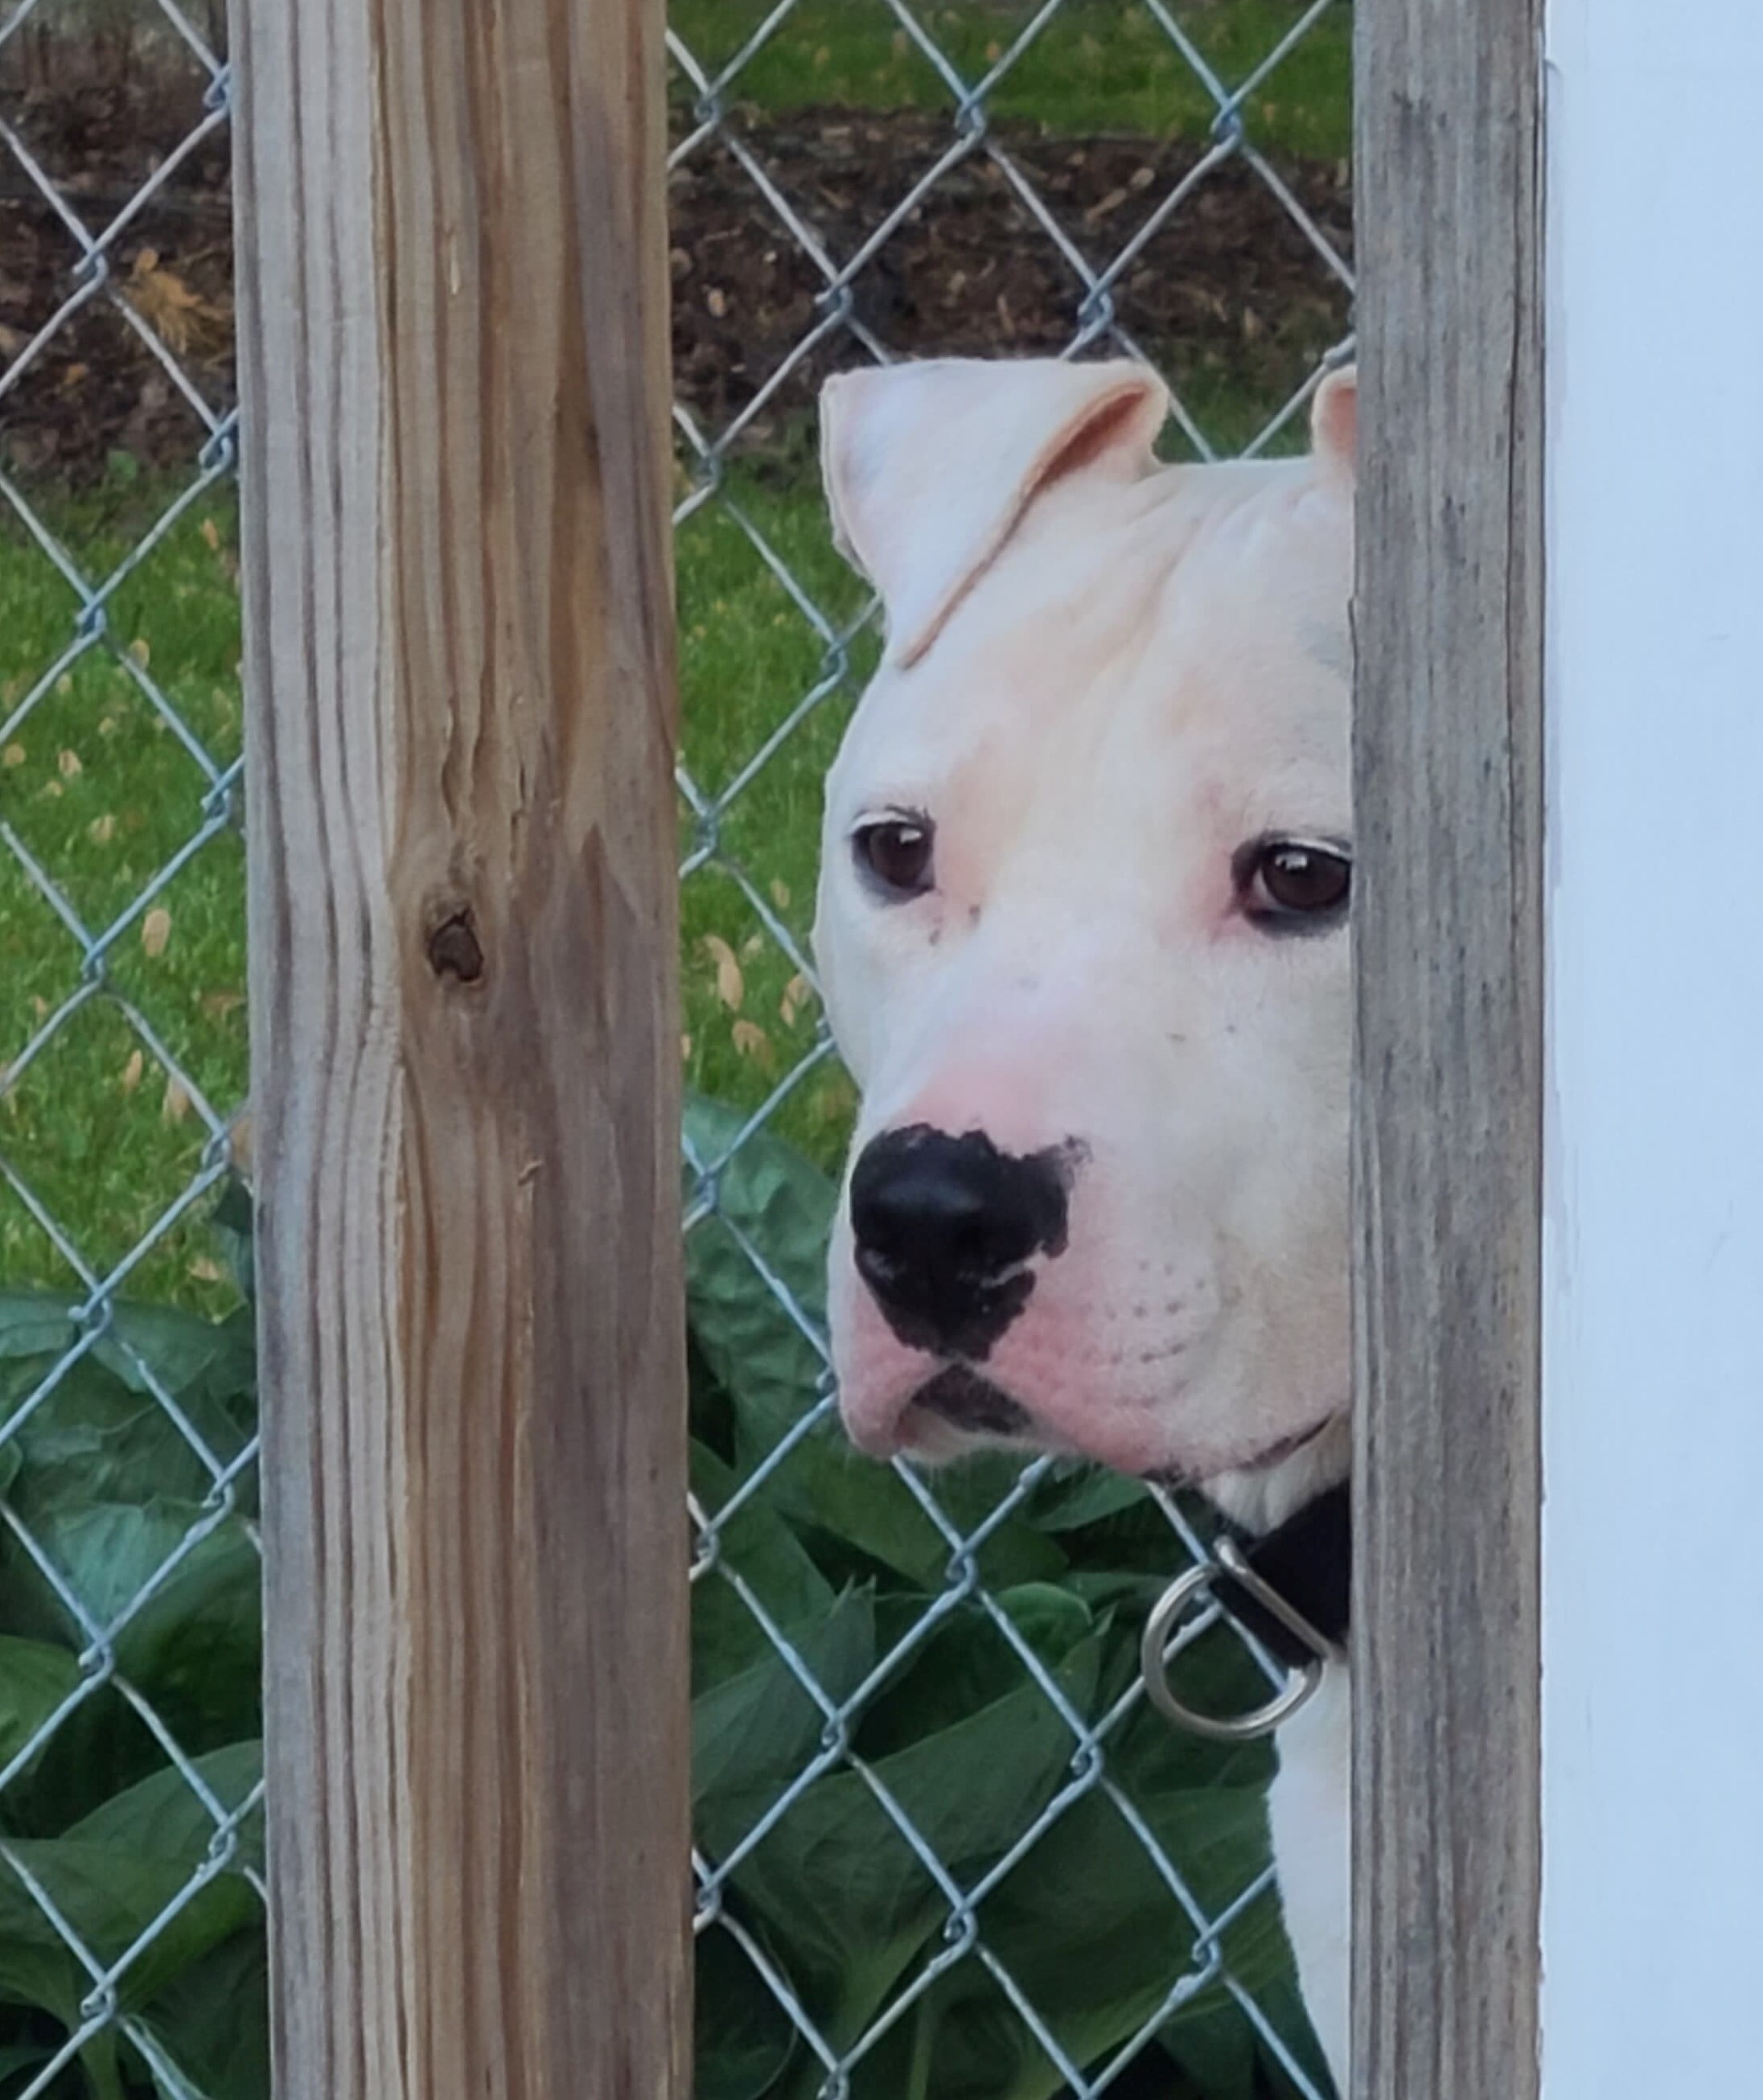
(1200, 1416), (1353, 1670)
(1202, 1412), (1350, 1536)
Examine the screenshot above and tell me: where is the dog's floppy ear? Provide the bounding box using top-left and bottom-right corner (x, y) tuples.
(1309, 364), (1356, 480)
(820, 357), (1169, 668)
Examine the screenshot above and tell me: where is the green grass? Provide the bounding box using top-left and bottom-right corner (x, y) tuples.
(670, 0), (1352, 161)
(673, 454), (876, 1166)
(1, 487), (248, 1307)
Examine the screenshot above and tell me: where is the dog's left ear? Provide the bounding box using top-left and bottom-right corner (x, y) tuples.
(820, 357), (1169, 668)
(1309, 364), (1356, 480)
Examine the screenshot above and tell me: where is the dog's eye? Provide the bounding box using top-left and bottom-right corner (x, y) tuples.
(1236, 836), (1351, 929)
(853, 817), (935, 900)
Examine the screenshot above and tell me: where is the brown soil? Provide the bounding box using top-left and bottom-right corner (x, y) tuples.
(0, 68), (1352, 486)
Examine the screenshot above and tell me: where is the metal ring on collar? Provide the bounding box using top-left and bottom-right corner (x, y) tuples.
(1139, 1538), (1344, 1744)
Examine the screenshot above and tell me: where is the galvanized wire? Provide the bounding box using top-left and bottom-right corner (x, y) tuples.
(1, 2), (1350, 2094)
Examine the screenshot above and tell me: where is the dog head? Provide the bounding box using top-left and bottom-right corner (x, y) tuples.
(813, 356), (1355, 1526)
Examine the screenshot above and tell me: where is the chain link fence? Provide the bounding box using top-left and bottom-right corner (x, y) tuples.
(0, 2), (1351, 2094)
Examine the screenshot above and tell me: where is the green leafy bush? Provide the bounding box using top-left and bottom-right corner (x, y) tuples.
(0, 1104), (1327, 2100)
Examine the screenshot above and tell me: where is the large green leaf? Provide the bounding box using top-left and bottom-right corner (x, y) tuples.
(204, 1184), (255, 1311)
(18, 1501), (220, 1633)
(695, 1584), (874, 1810)
(692, 1441), (836, 1690)
(0, 1299), (83, 1371)
(0, 1499), (262, 1806)
(952, 1782), (1282, 2046)
(820, 1777), (1303, 2100)
(854, 1586), (1096, 1760)
(0, 1638), (83, 1779)
(0, 1743), (262, 2035)
(1019, 1462), (1152, 1534)
(129, 1928), (269, 2100)
(0, 2034), (56, 2095)
(695, 1924), (797, 2100)
(684, 1091), (833, 1457)
(0, 1303), (261, 1828)
(710, 1638), (1103, 2057)
(109, 1531), (261, 1757)
(1161, 1975), (1334, 2100)
(0, 1297), (253, 1481)
(0, 1362), (212, 1520)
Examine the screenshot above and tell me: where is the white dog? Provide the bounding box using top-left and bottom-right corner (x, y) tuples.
(812, 354), (1357, 2083)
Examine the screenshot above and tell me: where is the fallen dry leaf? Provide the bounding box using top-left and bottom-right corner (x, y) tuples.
(128, 248), (227, 357)
(142, 907), (172, 958)
(731, 1020), (775, 1070)
(701, 933), (744, 1012)
(121, 1049), (145, 1094)
(780, 972), (812, 1029)
(57, 749), (81, 779)
(162, 1076), (191, 1124)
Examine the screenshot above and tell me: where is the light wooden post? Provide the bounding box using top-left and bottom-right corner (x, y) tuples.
(1350, 2), (1544, 2094)
(230, 0), (689, 2092)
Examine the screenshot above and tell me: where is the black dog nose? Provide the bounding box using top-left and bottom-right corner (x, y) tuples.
(849, 1125), (1074, 1358)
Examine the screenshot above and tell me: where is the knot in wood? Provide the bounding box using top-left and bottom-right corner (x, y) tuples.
(427, 907), (485, 984)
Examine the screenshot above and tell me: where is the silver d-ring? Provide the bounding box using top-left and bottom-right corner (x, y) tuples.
(1139, 1543), (1339, 1744)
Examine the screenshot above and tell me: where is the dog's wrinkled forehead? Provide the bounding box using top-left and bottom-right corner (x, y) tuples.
(820, 355), (1176, 671)
(821, 354), (1353, 671)
(817, 357), (1355, 846)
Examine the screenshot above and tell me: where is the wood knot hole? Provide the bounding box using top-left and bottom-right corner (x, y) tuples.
(427, 908), (484, 984)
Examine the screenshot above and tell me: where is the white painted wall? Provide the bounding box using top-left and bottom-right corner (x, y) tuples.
(1543, 4), (1763, 2090)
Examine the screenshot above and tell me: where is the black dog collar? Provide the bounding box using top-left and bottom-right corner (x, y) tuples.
(1213, 1480), (1351, 1671)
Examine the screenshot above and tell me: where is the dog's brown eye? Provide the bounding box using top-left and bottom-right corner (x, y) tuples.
(854, 817), (935, 899)
(1238, 836), (1351, 929)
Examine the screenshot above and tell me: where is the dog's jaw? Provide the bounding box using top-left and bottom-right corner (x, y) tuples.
(867, 1361), (1350, 1539)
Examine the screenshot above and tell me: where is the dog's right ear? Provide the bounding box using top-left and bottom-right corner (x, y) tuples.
(1309, 363), (1356, 481)
(820, 357), (1169, 668)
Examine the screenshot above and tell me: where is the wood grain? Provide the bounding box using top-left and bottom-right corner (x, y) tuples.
(1350, 2), (1544, 2094)
(231, 0), (688, 2093)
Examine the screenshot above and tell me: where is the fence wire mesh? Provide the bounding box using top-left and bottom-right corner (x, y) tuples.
(0, 2), (1350, 2094)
